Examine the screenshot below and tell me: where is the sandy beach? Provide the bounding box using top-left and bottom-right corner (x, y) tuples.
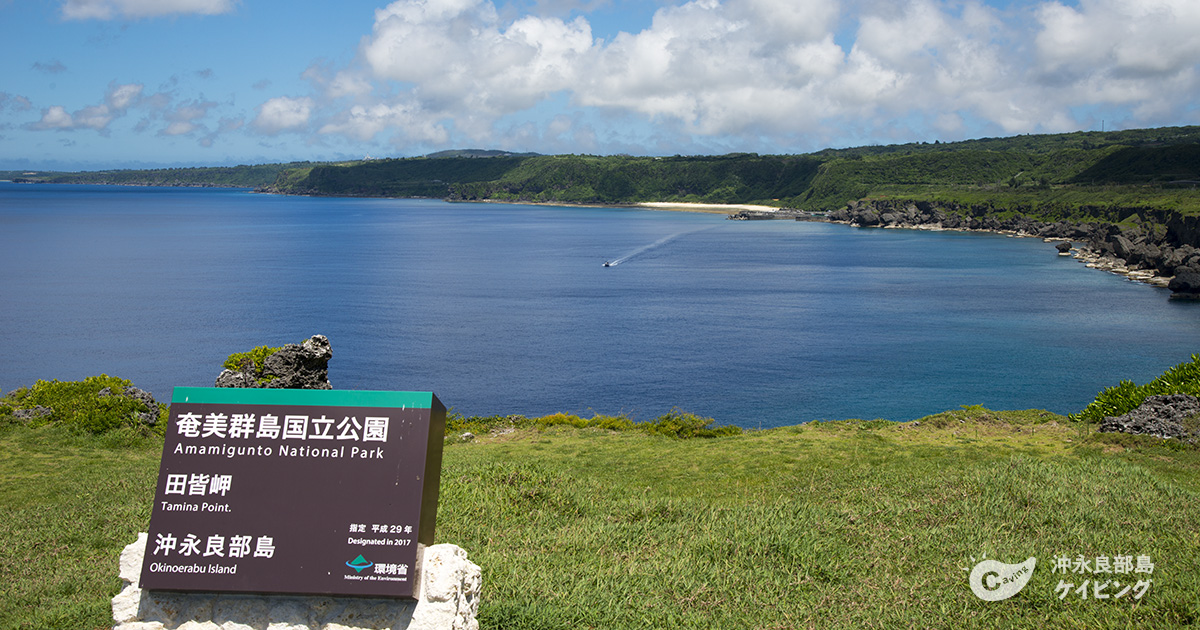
(637, 202), (781, 214)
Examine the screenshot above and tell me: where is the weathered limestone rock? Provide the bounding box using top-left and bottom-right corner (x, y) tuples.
(215, 335), (334, 390)
(263, 335), (333, 389)
(1169, 271), (1200, 300)
(854, 210), (880, 227)
(11, 405), (52, 421)
(1099, 394), (1200, 442)
(99, 386), (160, 426)
(212, 369), (257, 388)
(113, 533), (481, 630)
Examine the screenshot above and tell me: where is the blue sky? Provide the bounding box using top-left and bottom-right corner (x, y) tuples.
(2, 0), (1198, 170)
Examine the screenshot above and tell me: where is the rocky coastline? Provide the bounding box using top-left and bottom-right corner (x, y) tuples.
(819, 199), (1200, 299)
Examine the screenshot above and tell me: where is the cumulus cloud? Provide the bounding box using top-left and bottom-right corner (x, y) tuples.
(276, 0), (1200, 152)
(26, 82), (143, 133)
(1036, 0), (1200, 77)
(107, 82), (144, 110)
(252, 96), (315, 135)
(19, 81), (232, 146)
(1034, 0), (1200, 105)
(574, 0), (851, 134)
(30, 106), (76, 130)
(361, 0), (593, 125)
(319, 102), (448, 145)
(61, 0), (237, 20)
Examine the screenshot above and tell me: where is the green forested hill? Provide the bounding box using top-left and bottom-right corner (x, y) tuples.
(262, 126), (1200, 217)
(275, 156), (532, 197)
(4, 162), (315, 188)
(451, 153), (823, 204)
(262, 153), (825, 204)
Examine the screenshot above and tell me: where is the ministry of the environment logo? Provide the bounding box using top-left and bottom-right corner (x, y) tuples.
(964, 554), (1037, 601)
(346, 554), (374, 573)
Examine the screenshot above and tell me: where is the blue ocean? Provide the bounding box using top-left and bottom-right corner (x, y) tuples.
(2, 183), (1198, 428)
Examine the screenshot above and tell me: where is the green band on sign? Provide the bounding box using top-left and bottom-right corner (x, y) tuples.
(171, 387), (436, 409)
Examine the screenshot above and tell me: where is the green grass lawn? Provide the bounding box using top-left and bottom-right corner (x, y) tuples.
(2, 408), (1198, 629)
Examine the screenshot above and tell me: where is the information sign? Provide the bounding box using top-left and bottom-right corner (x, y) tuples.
(139, 387), (446, 598)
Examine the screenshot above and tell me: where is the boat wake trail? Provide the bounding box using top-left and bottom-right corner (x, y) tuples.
(605, 226), (715, 267)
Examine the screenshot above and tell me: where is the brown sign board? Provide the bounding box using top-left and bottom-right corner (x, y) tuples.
(139, 387), (446, 599)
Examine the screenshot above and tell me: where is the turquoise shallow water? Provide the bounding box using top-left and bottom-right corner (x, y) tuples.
(2, 183), (1198, 427)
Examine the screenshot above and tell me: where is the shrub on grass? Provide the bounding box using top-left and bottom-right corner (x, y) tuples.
(1071, 354), (1200, 423)
(535, 413), (636, 432)
(0, 375), (166, 435)
(445, 413), (530, 439)
(639, 409), (742, 438)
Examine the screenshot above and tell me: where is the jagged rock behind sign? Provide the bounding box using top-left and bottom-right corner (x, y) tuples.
(215, 335), (333, 390)
(1098, 394), (1200, 443)
(98, 386), (161, 426)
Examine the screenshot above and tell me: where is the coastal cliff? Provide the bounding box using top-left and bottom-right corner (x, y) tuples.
(824, 199), (1200, 295)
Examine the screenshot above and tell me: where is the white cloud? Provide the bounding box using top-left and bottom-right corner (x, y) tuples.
(319, 102), (448, 145)
(361, 0), (593, 126)
(29, 106), (76, 130)
(25, 82), (143, 133)
(574, 0), (855, 134)
(296, 0), (1200, 152)
(106, 83), (144, 110)
(727, 0), (839, 41)
(72, 105), (116, 131)
(1036, 0), (1200, 81)
(252, 96), (315, 135)
(61, 0), (237, 20)
(1022, 0), (1200, 129)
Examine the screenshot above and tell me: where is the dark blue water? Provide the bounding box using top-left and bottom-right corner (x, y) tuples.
(2, 183), (1198, 427)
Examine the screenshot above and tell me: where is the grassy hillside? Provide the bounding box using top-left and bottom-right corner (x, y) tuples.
(2, 407), (1199, 628)
(447, 415), (1200, 629)
(793, 143), (1200, 214)
(3, 357), (1200, 628)
(812, 125), (1200, 159)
